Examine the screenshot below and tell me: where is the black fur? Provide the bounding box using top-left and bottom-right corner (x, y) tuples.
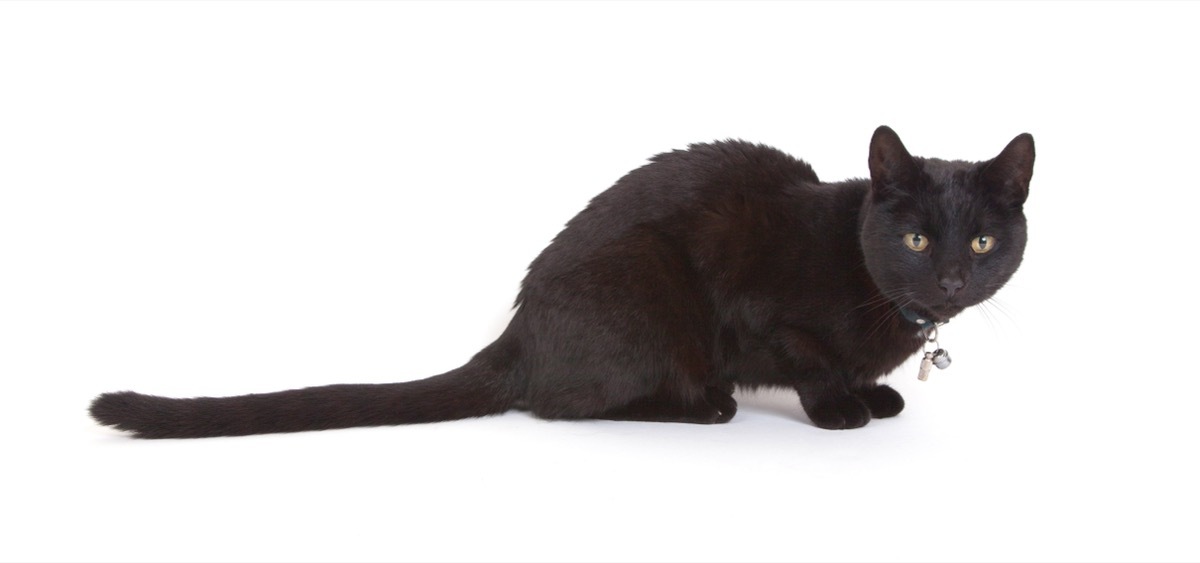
(90, 126), (1033, 438)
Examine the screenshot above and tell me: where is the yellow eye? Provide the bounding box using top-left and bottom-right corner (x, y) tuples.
(971, 235), (996, 254)
(904, 233), (929, 252)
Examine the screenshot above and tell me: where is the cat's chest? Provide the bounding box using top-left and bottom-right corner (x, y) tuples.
(837, 318), (926, 378)
(794, 283), (928, 371)
(717, 295), (927, 383)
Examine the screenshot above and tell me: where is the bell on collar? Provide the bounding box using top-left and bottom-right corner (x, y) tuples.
(931, 348), (951, 369)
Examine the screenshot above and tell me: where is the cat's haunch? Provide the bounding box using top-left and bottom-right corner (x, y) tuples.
(91, 126), (1033, 438)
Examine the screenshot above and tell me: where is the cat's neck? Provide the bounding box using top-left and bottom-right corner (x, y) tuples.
(839, 178), (927, 332)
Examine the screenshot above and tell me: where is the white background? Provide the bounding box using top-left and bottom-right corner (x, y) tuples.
(2, 2), (1197, 562)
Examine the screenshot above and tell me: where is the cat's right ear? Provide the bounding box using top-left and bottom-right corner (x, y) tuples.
(982, 133), (1035, 210)
(868, 125), (920, 198)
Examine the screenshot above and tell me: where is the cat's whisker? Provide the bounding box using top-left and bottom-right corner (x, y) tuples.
(852, 294), (891, 312)
(981, 296), (1019, 327)
(974, 300), (999, 334)
(855, 294), (903, 315)
(859, 290), (915, 346)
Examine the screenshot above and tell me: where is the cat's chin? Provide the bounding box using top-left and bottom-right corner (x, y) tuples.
(910, 303), (964, 324)
(931, 310), (959, 323)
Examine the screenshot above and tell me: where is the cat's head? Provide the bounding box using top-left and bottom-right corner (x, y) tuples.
(860, 125), (1034, 324)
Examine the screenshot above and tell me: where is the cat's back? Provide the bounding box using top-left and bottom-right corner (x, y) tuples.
(615, 139), (820, 208)
(518, 140), (823, 299)
(548, 140), (818, 243)
(651, 139), (820, 190)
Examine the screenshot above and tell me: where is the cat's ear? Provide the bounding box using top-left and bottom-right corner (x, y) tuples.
(982, 133), (1035, 209)
(868, 125), (920, 198)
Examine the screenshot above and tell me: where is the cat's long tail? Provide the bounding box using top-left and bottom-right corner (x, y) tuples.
(89, 338), (520, 439)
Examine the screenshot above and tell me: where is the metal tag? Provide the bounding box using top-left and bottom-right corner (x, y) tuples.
(917, 352), (934, 381)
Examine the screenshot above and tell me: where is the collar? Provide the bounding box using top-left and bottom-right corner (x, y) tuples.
(900, 307), (939, 330)
(900, 307), (949, 343)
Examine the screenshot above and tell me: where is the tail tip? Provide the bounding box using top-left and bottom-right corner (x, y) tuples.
(89, 391), (155, 437)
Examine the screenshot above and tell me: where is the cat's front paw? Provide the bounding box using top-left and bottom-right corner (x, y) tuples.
(803, 394), (871, 430)
(705, 385), (738, 424)
(857, 384), (905, 419)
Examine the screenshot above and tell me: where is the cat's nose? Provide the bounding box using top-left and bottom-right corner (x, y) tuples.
(939, 277), (965, 298)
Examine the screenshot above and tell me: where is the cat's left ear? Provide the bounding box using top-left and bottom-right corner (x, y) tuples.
(982, 133), (1035, 209)
(868, 125), (921, 199)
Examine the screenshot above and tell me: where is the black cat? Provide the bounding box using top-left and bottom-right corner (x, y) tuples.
(90, 126), (1033, 438)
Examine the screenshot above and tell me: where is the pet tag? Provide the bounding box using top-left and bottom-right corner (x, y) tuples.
(917, 352), (934, 381)
(916, 323), (951, 381)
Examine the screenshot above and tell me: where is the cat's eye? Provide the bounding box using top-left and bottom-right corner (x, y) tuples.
(903, 233), (929, 252)
(971, 235), (995, 254)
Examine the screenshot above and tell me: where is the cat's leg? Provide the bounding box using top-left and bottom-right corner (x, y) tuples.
(597, 385), (737, 424)
(773, 330), (873, 429)
(855, 384), (905, 419)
